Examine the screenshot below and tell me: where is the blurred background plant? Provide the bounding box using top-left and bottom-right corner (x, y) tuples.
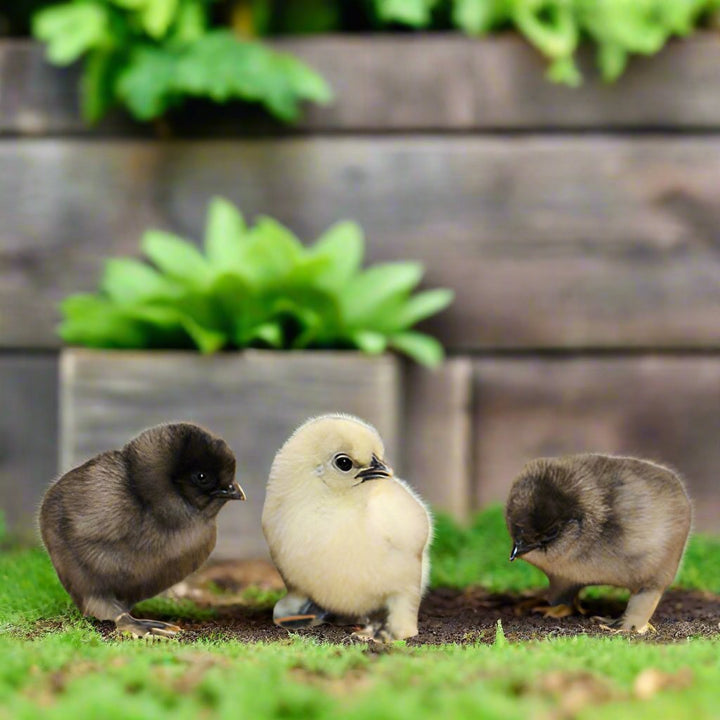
(3, 1), (720, 123)
(59, 197), (454, 366)
(27, 0), (334, 123)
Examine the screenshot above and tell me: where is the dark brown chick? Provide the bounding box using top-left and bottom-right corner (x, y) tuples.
(505, 454), (691, 633)
(40, 422), (245, 638)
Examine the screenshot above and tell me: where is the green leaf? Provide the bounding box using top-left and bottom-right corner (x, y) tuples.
(59, 295), (149, 348)
(266, 50), (333, 111)
(172, 0), (208, 44)
(386, 288), (454, 330)
(125, 303), (227, 353)
(111, 0), (146, 8)
(244, 217), (304, 283)
(139, 0), (179, 39)
(141, 230), (213, 286)
(596, 43), (628, 83)
(174, 31), (331, 123)
(249, 322), (283, 348)
(204, 198), (248, 271)
(351, 330), (388, 355)
(514, 0), (579, 60)
(178, 316), (227, 353)
(209, 272), (254, 337)
(389, 331), (445, 368)
(100, 258), (180, 304)
(453, 0), (504, 34)
(116, 45), (178, 120)
(33, 3), (109, 65)
(546, 56), (582, 86)
(340, 262), (424, 326)
(80, 49), (123, 124)
(311, 221), (364, 290)
(375, 0), (438, 27)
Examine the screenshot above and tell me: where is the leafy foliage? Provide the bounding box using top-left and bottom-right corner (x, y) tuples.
(59, 197), (454, 366)
(373, 0), (720, 84)
(24, 0), (720, 107)
(32, 0), (332, 123)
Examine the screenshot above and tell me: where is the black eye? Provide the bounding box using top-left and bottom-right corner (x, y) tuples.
(191, 471), (214, 488)
(333, 454), (353, 472)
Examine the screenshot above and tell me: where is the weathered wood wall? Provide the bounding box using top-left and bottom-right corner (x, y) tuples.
(1, 38), (719, 546)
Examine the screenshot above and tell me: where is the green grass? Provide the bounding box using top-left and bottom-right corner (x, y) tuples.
(0, 628), (718, 720)
(1, 506), (718, 719)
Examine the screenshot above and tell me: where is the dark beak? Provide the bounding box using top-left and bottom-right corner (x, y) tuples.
(211, 481), (246, 501)
(509, 539), (536, 561)
(355, 454), (392, 482)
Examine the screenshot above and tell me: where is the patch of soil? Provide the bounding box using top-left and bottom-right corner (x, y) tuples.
(164, 587), (720, 646)
(88, 561), (720, 645)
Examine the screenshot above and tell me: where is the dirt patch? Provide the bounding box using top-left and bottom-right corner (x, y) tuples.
(85, 561), (720, 645)
(148, 589), (719, 646)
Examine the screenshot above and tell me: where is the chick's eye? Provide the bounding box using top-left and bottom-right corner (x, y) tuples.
(333, 454), (353, 473)
(191, 471), (214, 488)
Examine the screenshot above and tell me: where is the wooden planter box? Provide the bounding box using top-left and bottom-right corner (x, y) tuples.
(59, 349), (401, 558)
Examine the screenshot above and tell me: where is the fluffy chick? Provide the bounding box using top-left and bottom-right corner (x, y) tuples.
(262, 414), (432, 642)
(40, 422), (245, 638)
(505, 454), (692, 633)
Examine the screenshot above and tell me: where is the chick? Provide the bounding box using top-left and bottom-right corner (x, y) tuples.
(40, 422), (245, 638)
(262, 414), (432, 642)
(505, 454), (692, 633)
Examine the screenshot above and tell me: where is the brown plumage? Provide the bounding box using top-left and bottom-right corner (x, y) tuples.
(505, 454), (692, 633)
(40, 422), (245, 638)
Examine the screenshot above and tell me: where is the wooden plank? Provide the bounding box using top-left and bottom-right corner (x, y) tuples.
(3, 137), (720, 350)
(60, 348), (400, 559)
(0, 353), (58, 541)
(5, 35), (720, 134)
(472, 357), (720, 533)
(401, 359), (473, 519)
(470, 34), (720, 129)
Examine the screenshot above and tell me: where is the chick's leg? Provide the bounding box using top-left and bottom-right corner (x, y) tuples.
(522, 577), (583, 619)
(84, 596), (180, 639)
(543, 579), (585, 618)
(381, 591), (421, 642)
(618, 587), (663, 634)
(273, 591), (329, 629)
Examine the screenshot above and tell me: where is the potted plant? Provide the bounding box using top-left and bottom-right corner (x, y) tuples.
(59, 196), (453, 558)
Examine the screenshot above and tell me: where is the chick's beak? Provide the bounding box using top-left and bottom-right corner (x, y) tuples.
(509, 539), (536, 561)
(211, 481), (246, 501)
(355, 454), (392, 482)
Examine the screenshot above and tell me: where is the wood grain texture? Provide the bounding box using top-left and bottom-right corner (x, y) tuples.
(0, 354), (58, 541)
(401, 359), (473, 518)
(60, 349), (400, 558)
(3, 137), (720, 349)
(472, 356), (720, 532)
(5, 36), (720, 133)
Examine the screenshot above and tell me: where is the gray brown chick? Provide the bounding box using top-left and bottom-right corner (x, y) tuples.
(505, 454), (692, 633)
(40, 422), (245, 638)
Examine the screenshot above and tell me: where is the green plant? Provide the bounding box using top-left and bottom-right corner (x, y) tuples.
(32, 0), (332, 123)
(374, 0), (720, 84)
(59, 197), (454, 366)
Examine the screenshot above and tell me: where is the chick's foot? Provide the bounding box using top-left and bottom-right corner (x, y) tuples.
(115, 613), (181, 639)
(273, 595), (331, 629)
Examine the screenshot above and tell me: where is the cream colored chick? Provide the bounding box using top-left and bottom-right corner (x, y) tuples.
(262, 414), (432, 642)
